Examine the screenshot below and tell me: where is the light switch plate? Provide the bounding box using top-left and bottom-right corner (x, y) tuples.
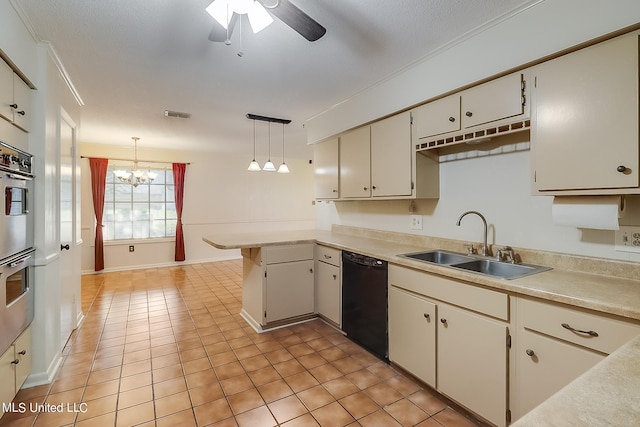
(614, 226), (640, 253)
(411, 215), (423, 230)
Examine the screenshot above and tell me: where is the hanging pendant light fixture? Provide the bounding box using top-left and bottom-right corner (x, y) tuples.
(263, 121), (276, 172)
(277, 122), (290, 173)
(247, 118), (261, 171)
(113, 137), (158, 187)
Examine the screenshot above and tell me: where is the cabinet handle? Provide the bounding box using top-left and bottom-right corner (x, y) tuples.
(440, 318), (447, 324)
(448, 116), (455, 122)
(372, 186), (376, 190)
(363, 187), (368, 191)
(465, 111), (473, 117)
(423, 313), (430, 321)
(309, 268), (313, 274)
(61, 244), (70, 251)
(16, 110), (25, 116)
(332, 274), (337, 280)
(11, 359), (19, 365)
(561, 323), (599, 337)
(617, 165), (628, 173)
(525, 349), (535, 357)
(332, 189), (338, 193)
(324, 254), (332, 259)
(18, 350), (26, 356)
(10, 103), (18, 109)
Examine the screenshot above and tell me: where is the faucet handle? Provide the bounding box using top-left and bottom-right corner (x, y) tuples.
(463, 243), (476, 255)
(497, 246), (516, 263)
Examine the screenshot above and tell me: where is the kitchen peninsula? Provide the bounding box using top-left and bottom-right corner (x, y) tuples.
(204, 226), (640, 426)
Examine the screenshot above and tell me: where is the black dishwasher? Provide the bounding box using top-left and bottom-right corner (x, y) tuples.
(342, 251), (389, 362)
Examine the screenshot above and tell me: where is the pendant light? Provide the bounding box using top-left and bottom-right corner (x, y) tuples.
(277, 122), (290, 173)
(263, 122), (276, 171)
(247, 118), (261, 171)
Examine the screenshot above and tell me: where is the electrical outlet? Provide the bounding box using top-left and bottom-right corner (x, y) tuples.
(411, 215), (423, 230)
(129, 245), (135, 252)
(615, 226), (640, 253)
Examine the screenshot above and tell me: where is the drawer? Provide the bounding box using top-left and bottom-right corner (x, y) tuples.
(316, 245), (341, 267)
(263, 244), (314, 265)
(389, 265), (508, 321)
(517, 298), (640, 354)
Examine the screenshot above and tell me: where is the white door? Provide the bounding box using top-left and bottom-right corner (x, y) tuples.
(59, 109), (79, 350)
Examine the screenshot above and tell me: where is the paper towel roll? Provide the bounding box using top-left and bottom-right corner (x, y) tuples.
(551, 196), (625, 230)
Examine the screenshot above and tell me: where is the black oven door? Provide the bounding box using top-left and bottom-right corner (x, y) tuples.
(0, 249), (35, 355)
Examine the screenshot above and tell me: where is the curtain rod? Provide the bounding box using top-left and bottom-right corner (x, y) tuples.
(80, 156), (191, 165)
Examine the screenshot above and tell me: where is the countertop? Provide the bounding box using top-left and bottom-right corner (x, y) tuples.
(203, 229), (640, 321)
(203, 228), (640, 426)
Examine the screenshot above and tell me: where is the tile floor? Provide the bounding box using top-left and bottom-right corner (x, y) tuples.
(0, 259), (480, 427)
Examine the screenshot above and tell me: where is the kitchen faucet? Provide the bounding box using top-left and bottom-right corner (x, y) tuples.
(456, 211), (492, 257)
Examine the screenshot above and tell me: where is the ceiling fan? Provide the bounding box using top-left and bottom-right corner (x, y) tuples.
(206, 0), (326, 44)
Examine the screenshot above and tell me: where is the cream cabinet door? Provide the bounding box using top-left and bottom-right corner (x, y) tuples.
(315, 261), (341, 325)
(513, 329), (604, 421)
(371, 112), (412, 197)
(13, 327), (31, 390)
(314, 137), (340, 199)
(0, 60), (13, 122)
(339, 126), (371, 198)
(0, 345), (17, 412)
(532, 33), (639, 191)
(438, 303), (508, 427)
(388, 286), (436, 387)
(461, 72), (525, 128)
(12, 74), (30, 131)
(413, 94), (460, 140)
(265, 260), (314, 323)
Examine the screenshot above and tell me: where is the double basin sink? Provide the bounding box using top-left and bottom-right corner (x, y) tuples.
(399, 250), (551, 280)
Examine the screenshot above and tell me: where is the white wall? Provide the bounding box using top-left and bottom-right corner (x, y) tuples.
(312, 0), (640, 263)
(80, 143), (315, 272)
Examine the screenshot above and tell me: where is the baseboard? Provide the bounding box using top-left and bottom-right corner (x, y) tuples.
(22, 351), (62, 389)
(81, 255), (242, 275)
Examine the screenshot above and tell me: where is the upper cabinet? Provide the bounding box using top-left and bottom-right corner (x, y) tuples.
(314, 137), (340, 199)
(0, 59), (32, 132)
(531, 32), (639, 194)
(339, 125), (371, 199)
(323, 111), (438, 201)
(413, 71), (529, 151)
(370, 112), (413, 197)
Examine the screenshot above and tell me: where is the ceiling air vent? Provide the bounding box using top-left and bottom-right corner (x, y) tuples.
(164, 110), (191, 119)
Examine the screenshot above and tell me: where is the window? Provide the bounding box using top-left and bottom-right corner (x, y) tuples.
(103, 165), (177, 240)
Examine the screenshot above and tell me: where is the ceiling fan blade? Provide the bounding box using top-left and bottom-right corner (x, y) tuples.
(208, 13), (238, 42)
(259, 0), (326, 42)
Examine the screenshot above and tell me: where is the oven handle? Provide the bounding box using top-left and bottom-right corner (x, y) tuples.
(6, 173), (33, 181)
(8, 254), (32, 268)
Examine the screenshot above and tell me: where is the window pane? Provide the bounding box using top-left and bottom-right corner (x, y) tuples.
(166, 219), (177, 236)
(114, 184), (132, 202)
(103, 202), (115, 222)
(132, 203), (149, 221)
(149, 184), (165, 202)
(166, 186), (175, 203)
(115, 222), (133, 239)
(133, 221), (150, 239)
(150, 203), (165, 220)
(166, 203), (177, 220)
(115, 203), (132, 222)
(166, 171), (174, 185)
(103, 222), (115, 240)
(153, 170), (167, 185)
(132, 184), (149, 202)
(150, 220), (166, 238)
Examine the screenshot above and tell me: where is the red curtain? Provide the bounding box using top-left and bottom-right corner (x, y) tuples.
(89, 158), (109, 271)
(173, 163), (186, 262)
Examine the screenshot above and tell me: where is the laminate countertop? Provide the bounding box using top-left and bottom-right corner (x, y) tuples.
(203, 228), (640, 427)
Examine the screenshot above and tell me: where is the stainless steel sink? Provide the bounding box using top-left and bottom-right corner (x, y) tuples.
(450, 259), (551, 280)
(398, 250), (551, 280)
(400, 250), (474, 265)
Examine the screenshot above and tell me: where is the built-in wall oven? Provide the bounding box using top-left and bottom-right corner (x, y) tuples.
(0, 141), (34, 355)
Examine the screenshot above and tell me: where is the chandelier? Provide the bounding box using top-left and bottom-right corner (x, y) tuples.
(113, 137), (158, 187)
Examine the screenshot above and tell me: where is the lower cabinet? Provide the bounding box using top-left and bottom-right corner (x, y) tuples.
(240, 244), (315, 329)
(0, 326), (31, 414)
(315, 245), (341, 326)
(388, 286), (436, 386)
(512, 297), (640, 421)
(388, 265), (510, 427)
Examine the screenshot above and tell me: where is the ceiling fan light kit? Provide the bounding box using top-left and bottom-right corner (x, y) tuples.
(206, 0), (273, 34)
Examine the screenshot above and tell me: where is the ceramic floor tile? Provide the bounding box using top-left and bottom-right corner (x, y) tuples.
(0, 260), (480, 427)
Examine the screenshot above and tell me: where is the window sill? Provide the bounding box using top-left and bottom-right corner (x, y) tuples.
(103, 237), (175, 247)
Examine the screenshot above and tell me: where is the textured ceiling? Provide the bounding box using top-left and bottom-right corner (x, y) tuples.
(16, 0), (534, 158)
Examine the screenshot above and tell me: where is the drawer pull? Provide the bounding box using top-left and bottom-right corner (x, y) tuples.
(324, 254), (332, 259)
(18, 350), (26, 356)
(525, 349), (535, 357)
(561, 323), (599, 337)
(11, 359), (19, 365)
(423, 313), (430, 321)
